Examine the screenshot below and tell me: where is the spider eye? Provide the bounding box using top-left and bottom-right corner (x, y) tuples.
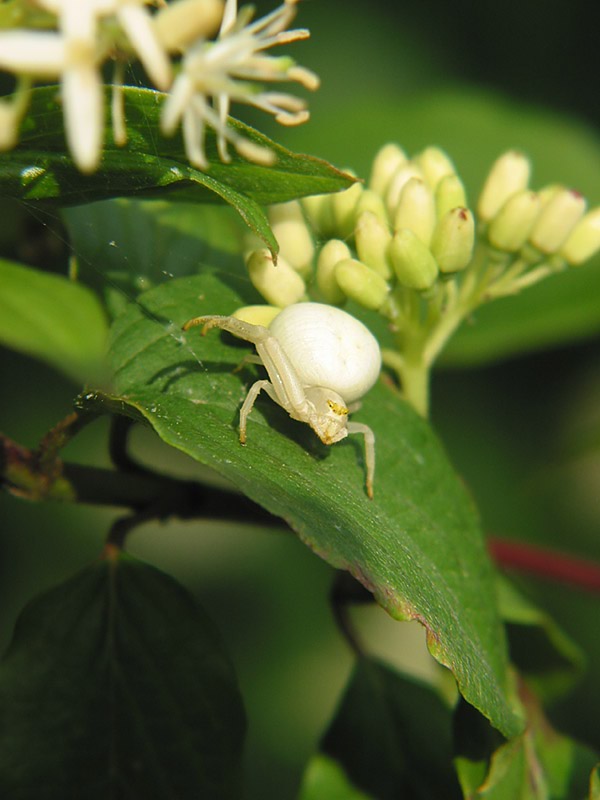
(327, 399), (349, 416)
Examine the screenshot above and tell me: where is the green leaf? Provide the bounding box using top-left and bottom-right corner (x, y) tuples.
(299, 755), (374, 800)
(79, 269), (523, 739)
(457, 690), (598, 800)
(591, 765), (600, 800)
(0, 552), (246, 799)
(63, 198), (246, 318)
(0, 257), (108, 383)
(0, 85), (353, 252)
(497, 577), (585, 702)
(299, 659), (461, 800)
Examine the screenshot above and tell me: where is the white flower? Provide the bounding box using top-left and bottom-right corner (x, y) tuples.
(0, 0), (172, 172)
(160, 0), (319, 169)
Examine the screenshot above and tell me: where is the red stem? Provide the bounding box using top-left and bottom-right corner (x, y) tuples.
(488, 537), (600, 595)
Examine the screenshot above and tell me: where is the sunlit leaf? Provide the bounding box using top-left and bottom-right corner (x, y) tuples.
(0, 86), (353, 253)
(0, 257), (107, 383)
(298, 755), (374, 800)
(0, 552), (246, 799)
(78, 269), (523, 739)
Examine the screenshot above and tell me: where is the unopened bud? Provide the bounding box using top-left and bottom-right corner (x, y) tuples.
(335, 258), (389, 310)
(154, 0), (224, 50)
(332, 177), (363, 239)
(385, 163), (423, 217)
(369, 143), (408, 196)
(247, 249), (306, 307)
(389, 229), (439, 290)
(392, 177), (435, 246)
(316, 239), (351, 304)
(487, 191), (541, 252)
(301, 193), (335, 236)
(560, 207), (600, 265)
(355, 211), (393, 278)
(415, 147), (456, 189)
(431, 208), (475, 273)
(233, 304), (282, 327)
(269, 200), (314, 278)
(478, 151), (531, 222)
(529, 189), (586, 253)
(355, 189), (388, 226)
(435, 174), (467, 220)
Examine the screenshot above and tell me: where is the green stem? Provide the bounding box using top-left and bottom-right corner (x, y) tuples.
(396, 353), (430, 417)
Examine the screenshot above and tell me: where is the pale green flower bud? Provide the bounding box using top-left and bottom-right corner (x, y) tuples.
(415, 147), (456, 189)
(233, 304), (282, 327)
(392, 177), (436, 246)
(332, 177), (363, 240)
(560, 207), (600, 265)
(247, 249), (306, 307)
(301, 193), (335, 236)
(478, 151), (531, 222)
(385, 163), (424, 217)
(355, 211), (393, 278)
(335, 258), (389, 310)
(316, 239), (351, 304)
(431, 208), (475, 273)
(369, 143), (408, 196)
(269, 200), (315, 278)
(355, 189), (388, 226)
(536, 184), (561, 209)
(487, 191), (541, 252)
(435, 174), (467, 220)
(388, 229), (439, 290)
(529, 189), (586, 253)
(154, 0), (224, 50)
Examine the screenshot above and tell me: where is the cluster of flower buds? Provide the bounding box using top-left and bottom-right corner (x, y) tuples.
(244, 144), (477, 315)
(242, 144), (600, 320)
(478, 151), (600, 266)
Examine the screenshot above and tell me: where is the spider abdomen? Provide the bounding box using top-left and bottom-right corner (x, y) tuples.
(269, 303), (381, 403)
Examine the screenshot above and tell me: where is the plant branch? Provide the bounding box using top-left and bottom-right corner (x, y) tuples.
(489, 537), (600, 595)
(1, 430), (282, 529)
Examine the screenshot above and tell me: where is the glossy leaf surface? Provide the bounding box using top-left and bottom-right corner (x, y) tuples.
(0, 85), (353, 252)
(79, 268), (522, 739)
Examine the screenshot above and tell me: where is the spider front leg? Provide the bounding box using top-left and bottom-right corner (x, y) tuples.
(347, 421), (375, 499)
(239, 379), (279, 444)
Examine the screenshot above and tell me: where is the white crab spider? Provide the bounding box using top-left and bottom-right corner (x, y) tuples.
(183, 303), (381, 498)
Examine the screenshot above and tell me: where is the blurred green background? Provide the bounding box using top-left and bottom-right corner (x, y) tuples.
(1, 1), (600, 797)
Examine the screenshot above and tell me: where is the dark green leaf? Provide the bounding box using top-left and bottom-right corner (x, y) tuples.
(0, 257), (108, 383)
(299, 659), (461, 800)
(63, 198), (246, 318)
(0, 86), (354, 252)
(79, 269), (523, 739)
(497, 577), (585, 702)
(457, 692), (598, 800)
(0, 553), (246, 799)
